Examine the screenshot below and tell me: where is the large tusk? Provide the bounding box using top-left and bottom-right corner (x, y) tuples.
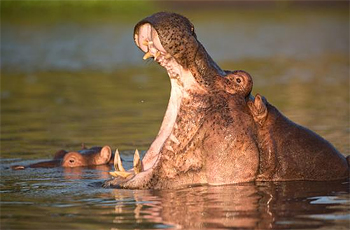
(109, 171), (133, 178)
(133, 149), (142, 174)
(143, 52), (153, 60)
(114, 149), (126, 172)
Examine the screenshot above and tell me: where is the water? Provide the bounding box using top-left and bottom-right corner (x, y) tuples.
(1, 3), (349, 230)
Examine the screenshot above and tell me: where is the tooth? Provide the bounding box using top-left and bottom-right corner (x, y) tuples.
(133, 149), (142, 174)
(165, 145), (174, 152)
(109, 171), (133, 178)
(114, 149), (126, 172)
(142, 40), (153, 46)
(165, 53), (172, 59)
(134, 34), (139, 47)
(170, 134), (180, 145)
(154, 51), (161, 60)
(143, 52), (153, 60)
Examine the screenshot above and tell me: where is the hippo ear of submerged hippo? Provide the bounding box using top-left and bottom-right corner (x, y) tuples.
(94, 146), (112, 165)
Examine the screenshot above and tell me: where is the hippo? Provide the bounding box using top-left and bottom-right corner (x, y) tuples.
(247, 93), (349, 181)
(103, 12), (349, 189)
(11, 145), (113, 170)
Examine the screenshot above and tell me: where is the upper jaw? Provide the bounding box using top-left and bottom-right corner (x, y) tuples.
(134, 23), (183, 79)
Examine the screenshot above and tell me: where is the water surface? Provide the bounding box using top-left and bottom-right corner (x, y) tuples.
(1, 4), (349, 230)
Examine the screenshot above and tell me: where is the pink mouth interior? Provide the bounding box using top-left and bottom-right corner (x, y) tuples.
(133, 23), (204, 173)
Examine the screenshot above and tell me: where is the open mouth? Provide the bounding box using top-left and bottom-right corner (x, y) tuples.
(125, 22), (196, 178)
(107, 18), (200, 188)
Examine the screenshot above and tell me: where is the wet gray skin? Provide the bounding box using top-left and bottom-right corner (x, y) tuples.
(247, 94), (349, 181)
(103, 12), (349, 189)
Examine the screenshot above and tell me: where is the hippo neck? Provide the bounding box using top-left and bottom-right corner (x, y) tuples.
(190, 42), (226, 87)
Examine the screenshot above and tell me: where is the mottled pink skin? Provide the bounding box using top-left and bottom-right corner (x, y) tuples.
(104, 12), (262, 190)
(12, 146), (112, 170)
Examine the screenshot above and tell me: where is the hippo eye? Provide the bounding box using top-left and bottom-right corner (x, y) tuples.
(236, 78), (242, 84)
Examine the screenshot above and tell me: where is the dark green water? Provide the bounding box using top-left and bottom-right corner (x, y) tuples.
(1, 2), (349, 229)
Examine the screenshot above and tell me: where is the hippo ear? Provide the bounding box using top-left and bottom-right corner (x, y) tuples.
(95, 146), (112, 165)
(248, 94), (268, 127)
(53, 150), (68, 160)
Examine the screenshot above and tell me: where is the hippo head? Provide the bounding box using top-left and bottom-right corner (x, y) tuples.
(133, 12), (252, 93)
(12, 146), (113, 170)
(62, 146), (112, 167)
(105, 12), (257, 189)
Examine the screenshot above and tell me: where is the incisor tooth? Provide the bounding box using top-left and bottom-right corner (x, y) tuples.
(142, 40), (153, 46)
(154, 51), (161, 60)
(134, 34), (139, 47)
(143, 52), (153, 60)
(114, 149), (126, 172)
(165, 145), (174, 152)
(170, 134), (180, 145)
(133, 149), (142, 174)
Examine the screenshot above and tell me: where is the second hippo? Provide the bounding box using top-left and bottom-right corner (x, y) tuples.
(247, 93), (349, 181)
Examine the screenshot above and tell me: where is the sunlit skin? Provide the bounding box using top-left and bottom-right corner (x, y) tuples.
(103, 12), (349, 190)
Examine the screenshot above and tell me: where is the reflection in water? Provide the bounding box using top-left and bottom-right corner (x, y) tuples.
(63, 165), (112, 180)
(111, 181), (350, 229)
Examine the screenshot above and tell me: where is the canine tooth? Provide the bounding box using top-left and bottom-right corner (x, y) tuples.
(170, 134), (180, 145)
(133, 149), (142, 174)
(109, 171), (133, 178)
(114, 149), (126, 172)
(143, 52), (153, 60)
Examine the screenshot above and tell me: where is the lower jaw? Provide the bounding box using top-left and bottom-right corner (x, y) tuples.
(141, 77), (183, 171)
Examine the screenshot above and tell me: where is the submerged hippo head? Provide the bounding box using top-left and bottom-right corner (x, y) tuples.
(12, 146), (112, 170)
(61, 146), (112, 167)
(104, 12), (259, 189)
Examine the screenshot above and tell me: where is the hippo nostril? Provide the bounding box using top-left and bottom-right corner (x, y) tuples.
(69, 159), (74, 163)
